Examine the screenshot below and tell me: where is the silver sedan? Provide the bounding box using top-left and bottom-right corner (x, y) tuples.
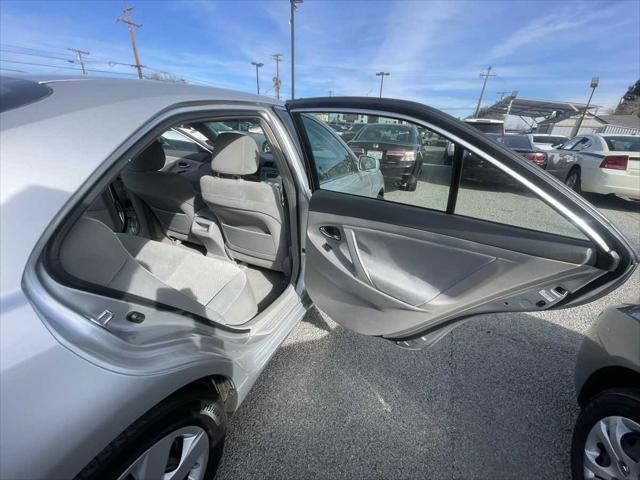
(1, 75), (637, 479)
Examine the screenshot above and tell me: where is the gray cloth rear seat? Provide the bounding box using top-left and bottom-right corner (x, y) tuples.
(60, 217), (257, 325)
(200, 132), (287, 272)
(122, 140), (204, 240)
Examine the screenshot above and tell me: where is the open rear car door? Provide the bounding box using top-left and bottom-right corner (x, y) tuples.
(286, 98), (638, 349)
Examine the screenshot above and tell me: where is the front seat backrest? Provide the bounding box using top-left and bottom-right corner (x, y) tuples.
(121, 140), (202, 240)
(200, 132), (287, 272)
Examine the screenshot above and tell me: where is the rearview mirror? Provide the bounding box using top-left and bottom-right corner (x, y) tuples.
(359, 155), (379, 172)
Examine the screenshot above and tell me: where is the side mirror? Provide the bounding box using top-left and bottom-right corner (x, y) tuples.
(359, 154), (379, 172)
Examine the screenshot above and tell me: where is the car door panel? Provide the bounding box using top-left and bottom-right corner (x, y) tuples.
(286, 97), (637, 345)
(307, 190), (602, 338)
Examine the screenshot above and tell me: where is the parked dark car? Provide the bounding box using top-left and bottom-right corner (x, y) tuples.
(340, 123), (366, 142)
(572, 304), (640, 480)
(460, 133), (553, 186)
(502, 134), (550, 167)
(348, 123), (423, 191)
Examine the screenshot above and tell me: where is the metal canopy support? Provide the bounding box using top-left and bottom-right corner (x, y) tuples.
(480, 96), (601, 120)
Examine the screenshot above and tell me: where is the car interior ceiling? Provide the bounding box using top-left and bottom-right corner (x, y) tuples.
(58, 119), (290, 326)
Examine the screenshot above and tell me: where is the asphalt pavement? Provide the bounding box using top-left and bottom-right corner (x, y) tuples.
(216, 193), (639, 480)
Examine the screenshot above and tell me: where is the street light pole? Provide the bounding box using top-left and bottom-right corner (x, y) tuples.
(290, 0), (302, 99)
(571, 77), (599, 137)
(251, 61), (264, 95)
(375, 71), (390, 98)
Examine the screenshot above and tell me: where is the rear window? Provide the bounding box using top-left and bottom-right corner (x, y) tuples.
(604, 136), (640, 152)
(533, 136), (567, 145)
(465, 121), (504, 135)
(356, 124), (416, 143)
(503, 135), (532, 149)
(0, 76), (52, 113)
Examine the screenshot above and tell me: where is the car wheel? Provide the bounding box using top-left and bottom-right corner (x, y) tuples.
(565, 167), (581, 193)
(402, 175), (418, 192)
(377, 190), (384, 199)
(76, 384), (226, 480)
(571, 389), (640, 480)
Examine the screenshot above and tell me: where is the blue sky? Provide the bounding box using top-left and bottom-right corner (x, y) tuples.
(1, 0), (638, 119)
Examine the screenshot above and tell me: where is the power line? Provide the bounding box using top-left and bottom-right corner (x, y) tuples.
(0, 48), (75, 63)
(0, 67), (27, 73)
(117, 5), (144, 79)
(0, 59), (138, 77)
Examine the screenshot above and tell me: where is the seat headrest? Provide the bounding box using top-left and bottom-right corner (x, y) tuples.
(129, 140), (166, 172)
(211, 132), (259, 176)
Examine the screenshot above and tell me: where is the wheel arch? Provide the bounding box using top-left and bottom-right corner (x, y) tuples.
(578, 366), (640, 406)
(566, 164), (581, 181)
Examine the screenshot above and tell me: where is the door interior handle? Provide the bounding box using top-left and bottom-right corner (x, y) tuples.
(319, 226), (341, 241)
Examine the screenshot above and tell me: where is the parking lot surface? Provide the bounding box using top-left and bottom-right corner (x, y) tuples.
(217, 194), (639, 480)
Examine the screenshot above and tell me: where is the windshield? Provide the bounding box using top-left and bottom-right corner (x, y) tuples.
(533, 136), (568, 145)
(604, 136), (640, 152)
(503, 135), (532, 149)
(486, 133), (504, 143)
(356, 124), (416, 144)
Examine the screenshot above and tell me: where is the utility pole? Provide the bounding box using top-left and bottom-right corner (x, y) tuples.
(571, 77), (599, 137)
(328, 90), (333, 97)
(473, 65), (496, 118)
(68, 48), (89, 75)
(290, 0), (302, 99)
(375, 71), (390, 98)
(117, 6), (144, 79)
(272, 53), (282, 100)
(251, 61), (264, 95)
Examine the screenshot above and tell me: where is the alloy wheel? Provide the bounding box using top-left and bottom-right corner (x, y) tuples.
(117, 426), (210, 480)
(583, 416), (640, 479)
(565, 170), (579, 191)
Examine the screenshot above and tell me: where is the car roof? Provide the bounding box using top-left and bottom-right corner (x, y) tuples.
(0, 75), (282, 295)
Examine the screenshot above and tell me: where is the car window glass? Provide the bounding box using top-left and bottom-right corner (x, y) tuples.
(297, 112), (452, 211)
(160, 129), (202, 153)
(604, 136), (640, 152)
(456, 149), (586, 239)
(300, 114), (357, 183)
(561, 137), (583, 150)
(571, 137), (591, 152)
(503, 135), (531, 149)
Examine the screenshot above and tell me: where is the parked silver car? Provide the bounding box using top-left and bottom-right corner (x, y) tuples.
(572, 304), (640, 480)
(1, 76), (637, 480)
(527, 133), (569, 151)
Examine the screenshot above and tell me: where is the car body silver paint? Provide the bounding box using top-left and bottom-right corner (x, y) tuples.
(1, 77), (309, 479)
(574, 304), (640, 398)
(290, 107), (611, 253)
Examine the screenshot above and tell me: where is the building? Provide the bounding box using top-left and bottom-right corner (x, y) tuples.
(536, 113), (640, 136)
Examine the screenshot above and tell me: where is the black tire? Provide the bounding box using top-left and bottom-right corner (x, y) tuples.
(377, 189), (384, 199)
(571, 388), (640, 480)
(76, 384), (226, 480)
(565, 167), (581, 193)
(402, 175), (418, 192)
